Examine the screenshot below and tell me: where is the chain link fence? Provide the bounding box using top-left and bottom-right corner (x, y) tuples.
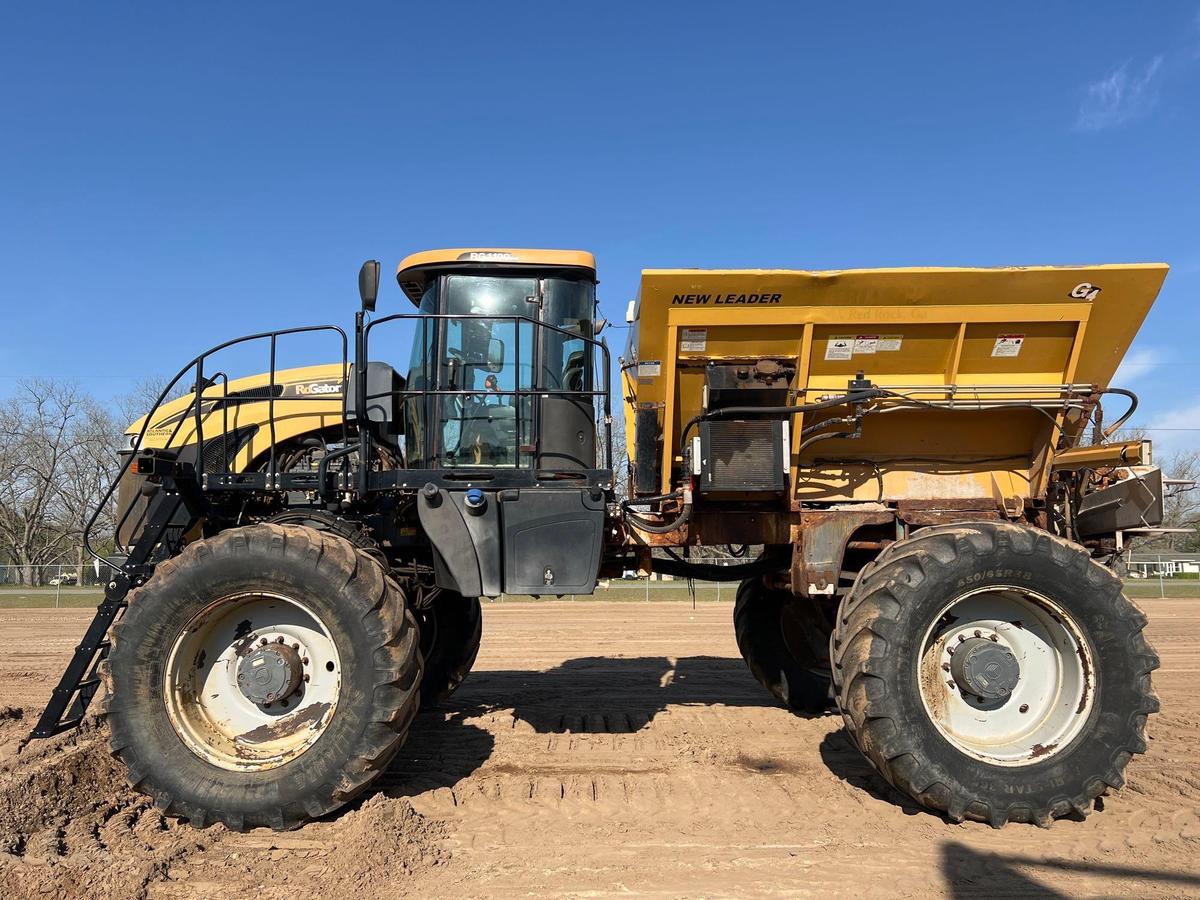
(0, 562), (110, 608)
(0, 562), (108, 588)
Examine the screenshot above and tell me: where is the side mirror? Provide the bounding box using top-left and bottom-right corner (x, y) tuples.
(359, 260), (381, 312)
(594, 318), (608, 335)
(487, 337), (505, 372)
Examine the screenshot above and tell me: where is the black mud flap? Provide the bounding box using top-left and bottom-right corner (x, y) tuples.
(417, 485), (604, 597)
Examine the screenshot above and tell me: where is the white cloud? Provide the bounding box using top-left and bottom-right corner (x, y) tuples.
(1113, 345), (1167, 386)
(1075, 55), (1164, 131)
(1144, 400), (1200, 455)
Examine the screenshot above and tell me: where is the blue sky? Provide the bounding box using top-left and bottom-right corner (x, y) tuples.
(1, 3), (1198, 451)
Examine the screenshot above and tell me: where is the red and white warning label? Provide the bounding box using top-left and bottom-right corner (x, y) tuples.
(852, 334), (879, 355)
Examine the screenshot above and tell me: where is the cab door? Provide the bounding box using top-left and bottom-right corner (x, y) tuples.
(536, 278), (596, 471)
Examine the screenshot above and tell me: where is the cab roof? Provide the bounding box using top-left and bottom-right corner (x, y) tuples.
(395, 248), (597, 304)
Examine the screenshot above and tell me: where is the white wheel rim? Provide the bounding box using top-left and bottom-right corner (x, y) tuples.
(917, 585), (1094, 766)
(164, 591), (341, 772)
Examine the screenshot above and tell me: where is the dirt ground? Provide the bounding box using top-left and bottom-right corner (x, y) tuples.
(0, 599), (1197, 899)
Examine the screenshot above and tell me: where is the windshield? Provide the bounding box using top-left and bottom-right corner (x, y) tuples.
(403, 274), (595, 469)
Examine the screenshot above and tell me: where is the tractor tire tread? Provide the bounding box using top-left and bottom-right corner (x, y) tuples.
(105, 523), (422, 832)
(831, 520), (1158, 828)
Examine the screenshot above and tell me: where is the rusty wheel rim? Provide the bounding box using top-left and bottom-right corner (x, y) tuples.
(917, 586), (1094, 766)
(163, 591), (341, 772)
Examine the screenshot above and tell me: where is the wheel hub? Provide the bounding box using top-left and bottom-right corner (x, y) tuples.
(237, 642), (304, 705)
(950, 636), (1020, 700)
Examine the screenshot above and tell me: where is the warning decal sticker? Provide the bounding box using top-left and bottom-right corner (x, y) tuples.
(853, 335), (879, 355)
(825, 336), (854, 361)
(827, 334), (900, 360)
(991, 334), (1024, 358)
(680, 328), (708, 352)
(637, 360), (662, 378)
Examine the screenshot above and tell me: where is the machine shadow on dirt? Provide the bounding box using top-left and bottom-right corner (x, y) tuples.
(437, 654), (787, 735)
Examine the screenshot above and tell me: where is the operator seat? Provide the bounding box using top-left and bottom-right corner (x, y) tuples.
(457, 400), (518, 466)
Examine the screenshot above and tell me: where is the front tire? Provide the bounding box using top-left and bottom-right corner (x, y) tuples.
(831, 523), (1159, 827)
(106, 524), (422, 831)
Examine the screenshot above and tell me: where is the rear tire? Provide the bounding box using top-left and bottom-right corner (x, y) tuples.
(831, 522), (1159, 827)
(106, 524), (422, 831)
(734, 578), (832, 713)
(417, 592), (483, 704)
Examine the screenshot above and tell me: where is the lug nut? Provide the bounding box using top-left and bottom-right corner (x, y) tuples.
(973, 630), (982, 638)
(260, 637), (268, 646)
(303, 674), (310, 683)
(1019, 704), (1029, 713)
(292, 642), (300, 651)
(276, 636), (285, 644)
(302, 657), (309, 666)
(941, 663), (951, 672)
(989, 634), (999, 642)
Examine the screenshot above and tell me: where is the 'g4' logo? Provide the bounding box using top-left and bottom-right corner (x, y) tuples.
(1069, 282), (1101, 301)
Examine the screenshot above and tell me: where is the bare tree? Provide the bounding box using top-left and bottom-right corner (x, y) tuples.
(117, 375), (188, 428)
(55, 399), (123, 582)
(0, 379), (87, 584)
(609, 403), (630, 501)
(1160, 448), (1200, 551)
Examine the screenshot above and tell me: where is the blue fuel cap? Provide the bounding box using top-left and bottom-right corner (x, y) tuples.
(464, 488), (486, 514)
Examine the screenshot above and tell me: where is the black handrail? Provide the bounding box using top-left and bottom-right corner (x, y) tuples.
(88, 311), (615, 576)
(85, 324), (348, 574)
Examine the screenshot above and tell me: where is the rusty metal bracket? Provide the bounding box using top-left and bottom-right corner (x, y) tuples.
(790, 506), (894, 597)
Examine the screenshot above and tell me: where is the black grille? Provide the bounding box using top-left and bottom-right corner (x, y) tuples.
(699, 420), (786, 493)
(201, 425), (259, 473)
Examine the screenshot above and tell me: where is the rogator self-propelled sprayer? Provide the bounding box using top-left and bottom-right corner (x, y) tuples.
(35, 250), (1168, 830)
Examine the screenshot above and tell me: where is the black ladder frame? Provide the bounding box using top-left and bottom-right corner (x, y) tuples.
(31, 458), (208, 737)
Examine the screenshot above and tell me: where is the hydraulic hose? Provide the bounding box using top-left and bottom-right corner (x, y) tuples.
(621, 490), (683, 510)
(1099, 388), (1138, 440)
(624, 502), (692, 534)
(621, 489), (691, 533)
(795, 429), (859, 456)
(677, 389), (879, 449)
